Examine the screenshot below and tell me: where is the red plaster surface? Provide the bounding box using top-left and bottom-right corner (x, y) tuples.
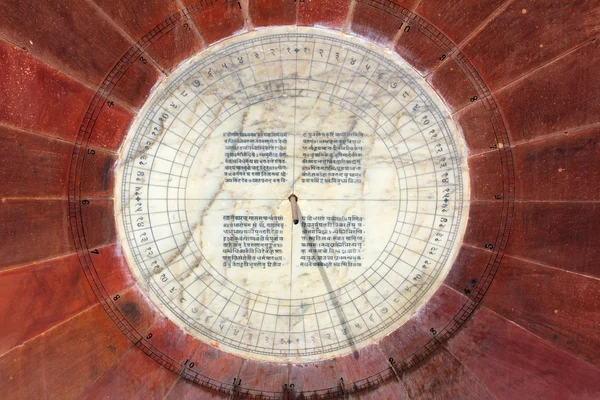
(288, 360), (338, 392)
(78, 348), (179, 400)
(80, 199), (119, 249)
(351, 379), (410, 399)
(91, 0), (203, 71)
(497, 39), (600, 143)
(187, 0), (248, 45)
(0, 199), (73, 270)
(393, 28), (447, 75)
(110, 60), (164, 110)
(0, 125), (73, 198)
(114, 285), (164, 334)
(249, 0), (297, 27)
(462, 201), (504, 249)
(506, 202), (600, 278)
(237, 359), (289, 392)
(0, 0), (598, 399)
(462, 0), (600, 92)
(513, 126), (600, 201)
(184, 341), (245, 383)
(443, 245), (491, 296)
(415, 0), (507, 44)
(80, 151), (118, 198)
(0, 253), (96, 355)
(89, 103), (134, 153)
(0, 305), (132, 400)
(467, 150), (504, 201)
(482, 254), (600, 367)
(426, 58), (479, 113)
(447, 307), (600, 399)
(0, 40), (94, 143)
(334, 342), (388, 382)
(165, 379), (230, 399)
(349, 2), (400, 45)
(453, 100), (499, 155)
(297, 0), (352, 29)
(401, 347), (494, 399)
(90, 244), (137, 296)
(0, 0), (134, 87)
(148, 22), (205, 72)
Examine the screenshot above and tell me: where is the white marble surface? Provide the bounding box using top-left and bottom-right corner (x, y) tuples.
(115, 27), (469, 362)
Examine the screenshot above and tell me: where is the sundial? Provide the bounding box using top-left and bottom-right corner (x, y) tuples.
(115, 27), (469, 362)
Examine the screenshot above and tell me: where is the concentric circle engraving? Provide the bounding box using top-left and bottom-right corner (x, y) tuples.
(115, 27), (469, 362)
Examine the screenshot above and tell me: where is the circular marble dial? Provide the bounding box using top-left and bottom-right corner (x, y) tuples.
(116, 27), (469, 362)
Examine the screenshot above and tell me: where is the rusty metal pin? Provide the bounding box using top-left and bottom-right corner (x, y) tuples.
(288, 194), (299, 225)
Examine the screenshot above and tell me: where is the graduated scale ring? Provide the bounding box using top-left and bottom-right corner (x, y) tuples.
(115, 27), (470, 362)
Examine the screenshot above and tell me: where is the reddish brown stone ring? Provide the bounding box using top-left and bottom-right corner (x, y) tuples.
(0, 1), (598, 399)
